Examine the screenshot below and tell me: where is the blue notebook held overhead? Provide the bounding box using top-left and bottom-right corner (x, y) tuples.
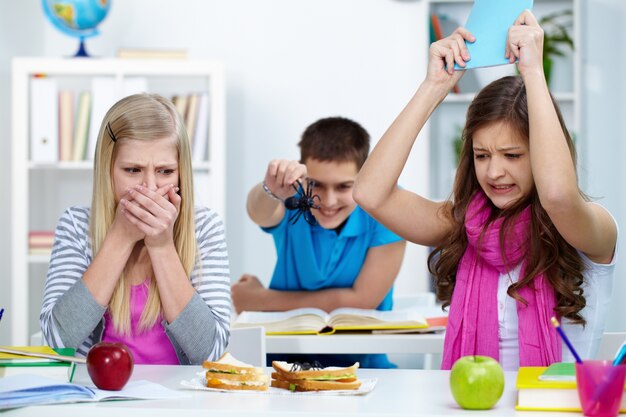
(455, 0), (534, 70)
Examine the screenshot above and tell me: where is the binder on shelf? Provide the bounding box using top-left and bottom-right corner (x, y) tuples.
(192, 92), (210, 162)
(30, 77), (59, 162)
(123, 77), (148, 98)
(87, 77), (118, 161)
(87, 77), (148, 161)
(58, 90), (74, 161)
(72, 91), (92, 161)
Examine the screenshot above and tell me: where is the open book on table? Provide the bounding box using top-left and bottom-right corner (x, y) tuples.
(233, 307), (428, 335)
(0, 374), (188, 410)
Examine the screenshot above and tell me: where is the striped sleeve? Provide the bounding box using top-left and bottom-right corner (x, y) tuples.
(39, 206), (100, 356)
(189, 206), (231, 360)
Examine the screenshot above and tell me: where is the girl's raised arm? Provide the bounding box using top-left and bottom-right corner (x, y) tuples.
(354, 28), (475, 247)
(512, 10), (616, 263)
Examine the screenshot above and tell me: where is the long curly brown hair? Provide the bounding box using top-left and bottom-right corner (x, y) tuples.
(428, 76), (587, 325)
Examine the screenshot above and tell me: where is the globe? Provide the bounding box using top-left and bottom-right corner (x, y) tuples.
(42, 0), (111, 57)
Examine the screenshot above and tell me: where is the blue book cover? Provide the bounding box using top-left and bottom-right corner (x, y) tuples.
(455, 0), (534, 70)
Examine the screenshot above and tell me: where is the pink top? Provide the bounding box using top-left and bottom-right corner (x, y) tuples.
(103, 279), (179, 364)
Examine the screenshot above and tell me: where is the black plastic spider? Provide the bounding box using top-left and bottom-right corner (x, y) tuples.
(284, 178), (321, 225)
(289, 360), (324, 372)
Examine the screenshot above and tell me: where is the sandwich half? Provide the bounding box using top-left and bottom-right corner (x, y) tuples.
(271, 361), (362, 391)
(202, 352), (269, 391)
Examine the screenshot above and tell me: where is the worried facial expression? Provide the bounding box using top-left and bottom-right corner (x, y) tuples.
(112, 137), (179, 203)
(305, 158), (358, 230)
(472, 121), (534, 209)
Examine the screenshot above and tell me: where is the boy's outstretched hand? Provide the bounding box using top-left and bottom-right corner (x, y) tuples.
(506, 10), (544, 78)
(264, 160), (307, 201)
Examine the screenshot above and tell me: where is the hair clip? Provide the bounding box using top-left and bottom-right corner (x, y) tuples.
(106, 122), (117, 142)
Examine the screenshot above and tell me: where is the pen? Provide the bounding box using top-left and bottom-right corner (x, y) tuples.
(551, 316), (583, 364)
(0, 308), (4, 322)
(613, 343), (626, 366)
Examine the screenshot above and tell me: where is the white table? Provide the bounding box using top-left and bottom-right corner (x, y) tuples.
(4, 364), (578, 417)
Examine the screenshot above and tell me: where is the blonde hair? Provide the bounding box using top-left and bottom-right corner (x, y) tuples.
(90, 93), (197, 335)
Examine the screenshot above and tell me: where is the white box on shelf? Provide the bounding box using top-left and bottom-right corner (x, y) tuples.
(29, 78), (59, 162)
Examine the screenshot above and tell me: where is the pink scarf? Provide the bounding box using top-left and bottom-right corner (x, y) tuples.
(441, 191), (561, 369)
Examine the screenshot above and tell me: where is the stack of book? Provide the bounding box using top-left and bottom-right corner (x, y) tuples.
(0, 346), (76, 382)
(28, 231), (55, 256)
(516, 364), (626, 412)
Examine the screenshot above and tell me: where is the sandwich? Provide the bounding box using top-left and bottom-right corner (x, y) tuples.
(202, 352), (270, 391)
(271, 360), (362, 392)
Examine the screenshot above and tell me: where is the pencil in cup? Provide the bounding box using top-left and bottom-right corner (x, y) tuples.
(576, 360), (626, 417)
(550, 316), (583, 363)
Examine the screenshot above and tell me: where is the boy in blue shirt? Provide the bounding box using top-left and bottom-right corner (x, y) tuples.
(232, 117), (406, 368)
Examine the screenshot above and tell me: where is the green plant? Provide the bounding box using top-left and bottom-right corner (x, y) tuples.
(539, 10), (574, 85)
(452, 124), (464, 165)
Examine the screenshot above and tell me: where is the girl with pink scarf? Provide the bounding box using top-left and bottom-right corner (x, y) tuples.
(354, 10), (617, 370)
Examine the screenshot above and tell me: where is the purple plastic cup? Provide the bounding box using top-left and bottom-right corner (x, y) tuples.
(575, 361), (626, 417)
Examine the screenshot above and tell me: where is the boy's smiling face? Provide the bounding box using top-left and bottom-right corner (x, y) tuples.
(305, 158), (358, 230)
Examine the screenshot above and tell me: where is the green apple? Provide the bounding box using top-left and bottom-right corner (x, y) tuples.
(449, 355), (505, 410)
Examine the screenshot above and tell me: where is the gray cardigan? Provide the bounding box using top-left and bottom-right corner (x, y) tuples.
(40, 206), (231, 365)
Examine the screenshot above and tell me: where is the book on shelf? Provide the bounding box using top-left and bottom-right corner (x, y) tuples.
(430, 13), (459, 94)
(58, 90), (74, 161)
(28, 231), (55, 246)
(455, 0), (534, 70)
(232, 307), (428, 335)
(28, 231), (54, 254)
(184, 93), (199, 142)
(30, 77), (59, 162)
(172, 94), (189, 121)
(116, 48), (188, 60)
(192, 91), (210, 162)
(430, 13), (480, 93)
(87, 77), (149, 161)
(87, 77), (118, 161)
(0, 374), (189, 410)
(72, 91), (92, 161)
(0, 346), (76, 382)
(516, 366), (626, 412)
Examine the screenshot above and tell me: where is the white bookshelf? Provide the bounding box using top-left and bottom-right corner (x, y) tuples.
(425, 0), (581, 200)
(10, 58), (226, 345)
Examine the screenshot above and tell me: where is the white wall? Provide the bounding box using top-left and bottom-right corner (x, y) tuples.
(581, 0), (626, 331)
(0, 1), (45, 345)
(0, 0), (430, 343)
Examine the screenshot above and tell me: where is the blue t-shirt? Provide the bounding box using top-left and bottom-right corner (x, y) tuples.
(263, 205), (403, 369)
(263, 205), (402, 311)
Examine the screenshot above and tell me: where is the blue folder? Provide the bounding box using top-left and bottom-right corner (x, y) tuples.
(455, 0), (534, 70)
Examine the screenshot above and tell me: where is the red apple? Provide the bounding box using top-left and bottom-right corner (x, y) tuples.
(87, 342), (134, 390)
